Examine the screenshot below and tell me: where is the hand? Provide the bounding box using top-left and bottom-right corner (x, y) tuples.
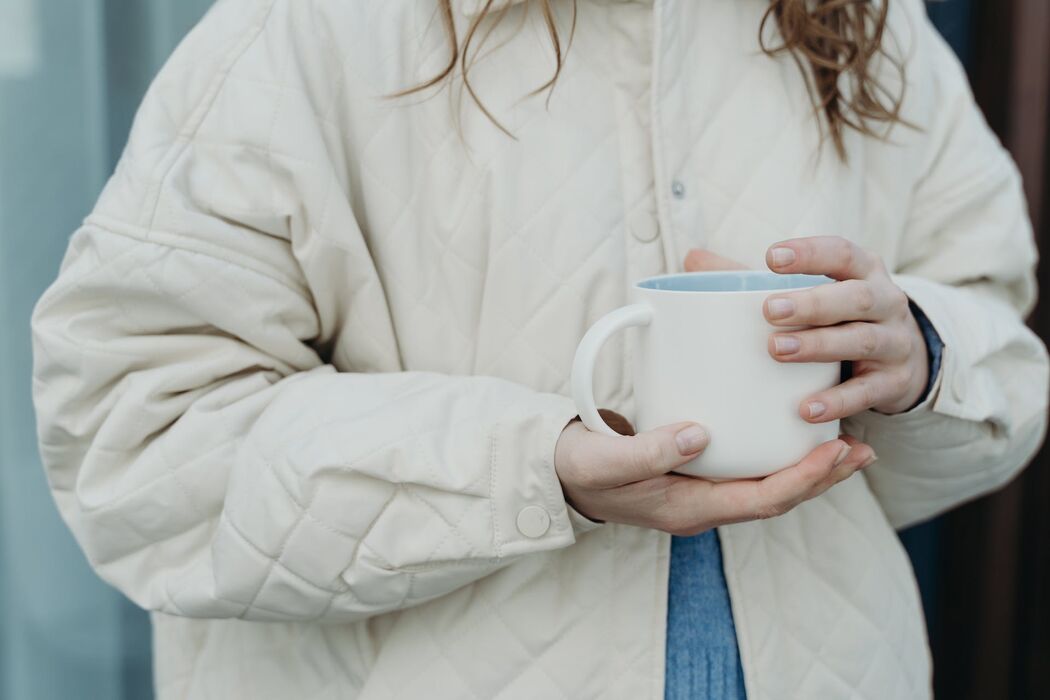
(683, 238), (930, 419)
(555, 416), (876, 534)
(760, 236), (929, 418)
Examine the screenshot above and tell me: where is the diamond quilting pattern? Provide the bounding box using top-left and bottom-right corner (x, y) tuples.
(29, 0), (1038, 698)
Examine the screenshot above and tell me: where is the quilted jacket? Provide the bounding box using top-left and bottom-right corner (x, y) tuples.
(30, 0), (1049, 698)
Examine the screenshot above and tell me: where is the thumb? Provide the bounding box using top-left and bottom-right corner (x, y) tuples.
(683, 249), (748, 272)
(595, 422), (710, 486)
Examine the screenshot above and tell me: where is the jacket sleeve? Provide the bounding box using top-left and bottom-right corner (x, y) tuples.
(30, 0), (591, 624)
(845, 5), (1049, 530)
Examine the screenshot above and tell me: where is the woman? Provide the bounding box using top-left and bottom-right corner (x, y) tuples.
(30, 0), (1047, 698)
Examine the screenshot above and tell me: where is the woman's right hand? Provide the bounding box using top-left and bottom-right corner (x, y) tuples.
(554, 418), (877, 535)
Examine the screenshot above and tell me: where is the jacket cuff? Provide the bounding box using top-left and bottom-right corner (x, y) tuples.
(896, 297), (946, 414)
(567, 505), (605, 534)
(888, 274), (986, 423)
(490, 394), (591, 557)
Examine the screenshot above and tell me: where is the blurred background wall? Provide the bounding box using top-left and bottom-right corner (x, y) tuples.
(0, 3), (214, 697)
(0, 1), (1046, 698)
(913, 3), (1050, 697)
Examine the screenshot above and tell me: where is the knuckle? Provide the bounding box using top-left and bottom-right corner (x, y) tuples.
(889, 288), (910, 317)
(860, 378), (880, 408)
(859, 325), (880, 357)
(869, 252), (888, 274)
(837, 238), (856, 274)
(807, 332), (825, 356)
(805, 292), (822, 320)
(855, 282), (877, 314)
(827, 389), (848, 418)
(888, 327), (911, 358)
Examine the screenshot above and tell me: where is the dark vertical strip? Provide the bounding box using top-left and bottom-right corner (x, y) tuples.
(102, 2), (159, 698)
(103, 0), (155, 170)
(925, 0), (975, 68)
(1014, 2), (1050, 697)
(931, 0), (1050, 698)
(0, 514), (6, 700)
(1007, 0), (1050, 228)
(119, 600), (154, 700)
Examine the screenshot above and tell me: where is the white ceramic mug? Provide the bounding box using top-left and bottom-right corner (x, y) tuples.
(571, 271), (841, 480)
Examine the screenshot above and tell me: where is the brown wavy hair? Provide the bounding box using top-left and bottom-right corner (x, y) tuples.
(398, 0), (905, 160)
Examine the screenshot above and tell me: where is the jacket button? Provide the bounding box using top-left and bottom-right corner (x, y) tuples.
(630, 211), (659, 243)
(516, 506), (551, 538)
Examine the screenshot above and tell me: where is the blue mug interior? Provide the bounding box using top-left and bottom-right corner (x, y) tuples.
(637, 270), (833, 292)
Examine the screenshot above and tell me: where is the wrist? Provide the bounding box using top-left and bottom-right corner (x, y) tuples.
(901, 298), (943, 412)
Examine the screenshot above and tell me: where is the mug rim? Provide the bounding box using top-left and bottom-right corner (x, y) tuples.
(634, 270), (833, 295)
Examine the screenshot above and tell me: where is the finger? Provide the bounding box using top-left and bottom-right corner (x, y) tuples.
(812, 440), (878, 494)
(800, 372), (906, 422)
(763, 279), (889, 326)
(766, 236), (879, 281)
(701, 439), (861, 525)
(576, 421), (711, 488)
(645, 438), (876, 535)
(684, 249), (749, 272)
(658, 439), (845, 531)
(769, 322), (909, 363)
(713, 440), (877, 522)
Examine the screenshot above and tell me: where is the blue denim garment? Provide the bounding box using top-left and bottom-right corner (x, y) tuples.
(664, 529), (747, 700)
(663, 309), (944, 699)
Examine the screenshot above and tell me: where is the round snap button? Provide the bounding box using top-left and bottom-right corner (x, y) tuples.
(516, 506), (551, 538)
(671, 180), (686, 199)
(630, 211), (659, 243)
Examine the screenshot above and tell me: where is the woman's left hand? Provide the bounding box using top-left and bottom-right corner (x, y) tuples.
(683, 236), (930, 422)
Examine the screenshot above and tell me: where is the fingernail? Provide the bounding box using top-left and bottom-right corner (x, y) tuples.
(767, 298), (795, 319)
(773, 335), (801, 355)
(675, 425), (708, 455)
(807, 402), (827, 419)
(834, 444), (852, 466)
(770, 247), (797, 268)
(861, 452), (879, 468)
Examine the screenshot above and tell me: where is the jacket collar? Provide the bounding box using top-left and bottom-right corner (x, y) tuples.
(456, 0), (530, 17)
(457, 0), (652, 17)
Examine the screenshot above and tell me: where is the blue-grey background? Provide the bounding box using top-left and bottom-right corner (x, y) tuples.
(0, 1), (973, 698)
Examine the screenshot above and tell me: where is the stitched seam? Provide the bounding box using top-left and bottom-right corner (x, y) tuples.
(82, 436), (237, 517)
(473, 595), (572, 700)
(719, 528), (760, 700)
(403, 486), (481, 557)
(489, 428), (503, 558)
(236, 490), (316, 618)
(219, 512), (343, 596)
(762, 510), (911, 694)
(649, 0), (676, 278)
(144, 0), (282, 231)
(260, 457), (389, 553)
(84, 217), (310, 298)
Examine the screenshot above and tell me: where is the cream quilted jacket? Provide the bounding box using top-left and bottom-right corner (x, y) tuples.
(30, 0), (1048, 698)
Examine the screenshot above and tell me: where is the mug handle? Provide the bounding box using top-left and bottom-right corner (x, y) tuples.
(571, 304), (654, 436)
